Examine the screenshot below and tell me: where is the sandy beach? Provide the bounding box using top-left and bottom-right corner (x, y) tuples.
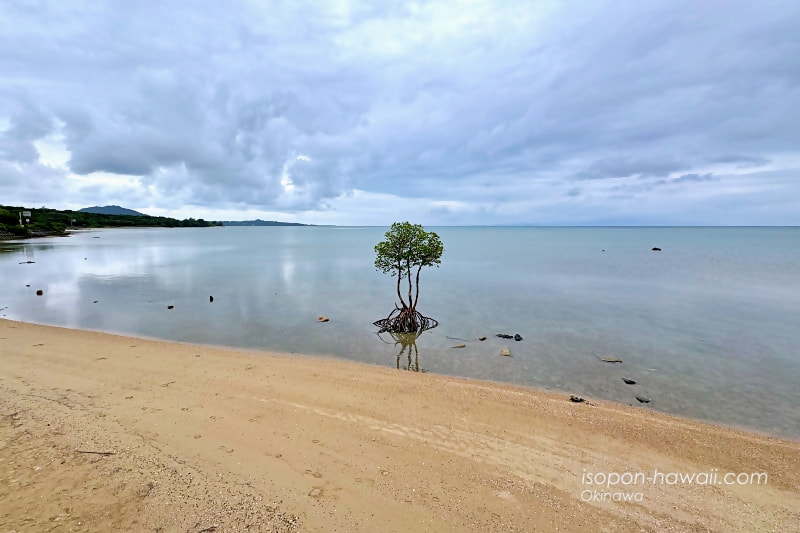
(1, 319), (798, 532)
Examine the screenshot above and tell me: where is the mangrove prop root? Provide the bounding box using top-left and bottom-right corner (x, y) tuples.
(373, 306), (438, 333)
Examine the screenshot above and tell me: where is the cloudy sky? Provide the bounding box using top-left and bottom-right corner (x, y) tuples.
(1, 0), (798, 225)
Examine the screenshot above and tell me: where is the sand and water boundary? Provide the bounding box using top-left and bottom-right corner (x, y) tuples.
(1, 319), (798, 531)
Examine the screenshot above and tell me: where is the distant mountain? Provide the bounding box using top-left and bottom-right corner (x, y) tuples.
(79, 205), (146, 216)
(221, 219), (311, 227)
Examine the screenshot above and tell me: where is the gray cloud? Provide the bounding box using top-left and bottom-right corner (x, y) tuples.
(570, 156), (689, 181)
(0, 96), (53, 163)
(673, 173), (715, 183)
(707, 155), (771, 169)
(1, 0), (799, 224)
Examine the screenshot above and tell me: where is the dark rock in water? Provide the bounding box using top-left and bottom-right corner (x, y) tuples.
(569, 395), (585, 403)
(25, 284), (30, 287)
(598, 355), (623, 363)
(478, 336), (487, 341)
(622, 378), (636, 385)
(635, 395), (651, 403)
(167, 305), (174, 309)
(496, 333), (514, 339)
(209, 295), (214, 303)
(36, 289), (43, 296)
(514, 334), (523, 341)
(19, 261), (35, 264)
(93, 300), (99, 304)
(652, 247), (662, 251)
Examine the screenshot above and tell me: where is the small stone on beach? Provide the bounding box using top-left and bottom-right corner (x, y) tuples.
(599, 356), (622, 363)
(317, 316), (330, 322)
(622, 378), (636, 385)
(478, 336), (487, 341)
(636, 395), (651, 403)
(500, 347), (511, 357)
(451, 343), (466, 349)
(569, 395), (585, 403)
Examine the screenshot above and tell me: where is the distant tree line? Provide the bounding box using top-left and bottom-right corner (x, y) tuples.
(220, 219), (310, 226)
(0, 205), (221, 238)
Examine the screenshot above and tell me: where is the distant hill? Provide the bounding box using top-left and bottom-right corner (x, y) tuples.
(79, 205), (146, 216)
(221, 219), (311, 227)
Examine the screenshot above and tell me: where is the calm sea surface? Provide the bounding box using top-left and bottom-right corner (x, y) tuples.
(2, 226), (799, 438)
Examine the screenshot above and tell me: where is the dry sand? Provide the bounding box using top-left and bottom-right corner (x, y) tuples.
(1, 319), (798, 532)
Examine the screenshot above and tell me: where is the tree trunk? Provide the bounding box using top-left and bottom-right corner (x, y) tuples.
(395, 269), (407, 308)
(406, 260), (413, 310)
(413, 265), (422, 308)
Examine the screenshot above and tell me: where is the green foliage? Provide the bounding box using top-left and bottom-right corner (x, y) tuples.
(374, 222), (443, 309)
(0, 208), (19, 226)
(50, 222), (66, 233)
(0, 223), (28, 236)
(374, 222), (443, 276)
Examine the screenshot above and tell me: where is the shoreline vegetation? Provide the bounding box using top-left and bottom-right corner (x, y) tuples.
(1, 319), (797, 531)
(0, 204), (314, 241)
(0, 204), (222, 241)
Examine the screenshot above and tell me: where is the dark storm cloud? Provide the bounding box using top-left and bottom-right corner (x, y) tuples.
(1, 0), (798, 223)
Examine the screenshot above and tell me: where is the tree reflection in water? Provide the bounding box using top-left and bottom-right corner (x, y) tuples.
(377, 331), (429, 373)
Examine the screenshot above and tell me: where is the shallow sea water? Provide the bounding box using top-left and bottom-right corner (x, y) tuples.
(1, 226), (799, 438)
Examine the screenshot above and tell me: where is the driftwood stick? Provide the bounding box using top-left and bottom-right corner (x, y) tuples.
(76, 449), (116, 456)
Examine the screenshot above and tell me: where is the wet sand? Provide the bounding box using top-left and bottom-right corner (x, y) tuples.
(1, 319), (798, 532)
